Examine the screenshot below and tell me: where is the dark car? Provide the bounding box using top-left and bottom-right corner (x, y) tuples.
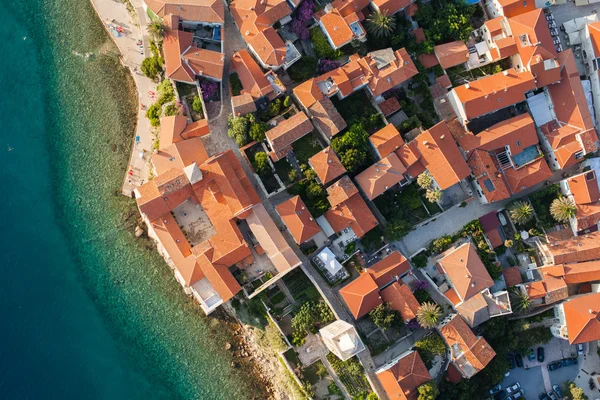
(515, 353), (524, 368)
(561, 357), (578, 366)
(547, 361), (562, 371)
(528, 349), (536, 361)
(507, 353), (516, 369)
(493, 389), (507, 400)
(537, 347), (545, 362)
(489, 384), (502, 395)
(539, 393), (550, 400)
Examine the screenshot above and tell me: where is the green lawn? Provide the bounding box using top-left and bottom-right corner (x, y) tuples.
(292, 133), (322, 164)
(330, 90), (380, 127)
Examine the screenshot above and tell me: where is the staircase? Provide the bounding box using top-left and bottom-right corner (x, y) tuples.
(496, 151), (513, 170)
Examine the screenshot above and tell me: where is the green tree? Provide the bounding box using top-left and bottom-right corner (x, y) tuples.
(417, 302), (442, 329)
(425, 188), (442, 203)
(163, 102), (180, 116)
(146, 103), (162, 126)
(192, 96), (203, 113)
(431, 235), (452, 254)
(417, 381), (439, 400)
(366, 10), (396, 39)
(307, 181), (324, 199)
(147, 21), (165, 41)
(369, 303), (400, 331)
(340, 148), (366, 172)
(550, 196), (577, 222)
(288, 169), (298, 182)
(227, 115), (249, 147)
(254, 151), (269, 174)
(249, 122), (267, 142)
(303, 168), (318, 180)
(416, 171), (434, 189)
(510, 290), (532, 314)
(283, 96), (292, 108)
(268, 99), (282, 117)
(141, 56), (162, 80)
(568, 382), (588, 400)
(157, 79), (175, 105)
(384, 218), (412, 241)
(288, 56), (317, 81)
(509, 201), (534, 225)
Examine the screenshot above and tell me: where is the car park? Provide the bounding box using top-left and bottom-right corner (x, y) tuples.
(515, 353), (523, 368)
(507, 354), (516, 369)
(506, 383), (521, 394)
(529, 349), (536, 361)
(539, 393), (550, 400)
(507, 390), (524, 400)
(578, 344), (584, 356)
(489, 384), (502, 395)
(553, 385), (562, 398)
(561, 357), (578, 366)
(547, 391), (558, 400)
(537, 347), (544, 362)
(547, 361), (562, 371)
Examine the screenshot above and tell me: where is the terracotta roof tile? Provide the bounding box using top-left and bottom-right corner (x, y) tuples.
(365, 48), (419, 96)
(325, 191), (378, 238)
(319, 9), (354, 48)
(181, 120), (210, 139)
(569, 170), (600, 205)
(339, 272), (382, 318)
(412, 27), (426, 44)
(276, 196), (321, 244)
(230, 49), (274, 100)
(159, 115), (188, 150)
(308, 97), (347, 139)
(293, 78), (324, 109)
(247, 27), (287, 67)
(456, 293), (490, 327)
(563, 292), (600, 344)
(355, 153), (407, 200)
(145, 0), (224, 24)
(436, 74), (452, 89)
(548, 230), (600, 264)
(418, 53), (440, 69)
(152, 137), (210, 176)
(232, 93), (258, 116)
(327, 176), (359, 208)
(378, 97), (401, 116)
(459, 114), (538, 155)
(434, 41), (470, 70)
(367, 251), (411, 286)
(371, 0), (411, 15)
(498, 0), (535, 18)
(163, 29), (195, 83)
(504, 158), (552, 194)
(575, 203), (600, 231)
(380, 282), (420, 322)
(502, 266), (522, 287)
(182, 47), (224, 80)
(376, 350), (431, 400)
(265, 112), (313, 161)
(309, 147), (346, 185)
(370, 124), (405, 158)
(468, 150), (512, 203)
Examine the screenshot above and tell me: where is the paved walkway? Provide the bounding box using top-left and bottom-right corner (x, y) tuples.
(89, 0), (157, 197)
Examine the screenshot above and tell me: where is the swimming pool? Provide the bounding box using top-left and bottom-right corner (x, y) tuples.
(512, 145), (540, 168)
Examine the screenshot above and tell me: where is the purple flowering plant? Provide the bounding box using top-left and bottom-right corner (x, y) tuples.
(291, 0), (315, 40)
(201, 81), (218, 101)
(318, 59), (341, 74)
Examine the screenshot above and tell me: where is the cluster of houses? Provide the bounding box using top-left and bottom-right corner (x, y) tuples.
(131, 0), (600, 398)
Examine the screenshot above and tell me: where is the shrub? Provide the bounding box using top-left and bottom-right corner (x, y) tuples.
(157, 79), (174, 105)
(288, 169), (298, 182)
(550, 196), (577, 222)
(310, 28), (342, 59)
(369, 303), (401, 331)
(254, 151), (269, 174)
(430, 235), (452, 254)
(509, 201), (534, 225)
(268, 99), (282, 117)
(340, 148), (366, 172)
(425, 188), (442, 203)
(141, 55), (162, 80)
(229, 72), (243, 96)
(417, 302), (442, 328)
(306, 181), (324, 199)
(417, 381), (439, 400)
(146, 103), (162, 126)
(416, 171), (434, 189)
(163, 102), (181, 116)
(303, 167), (317, 180)
(192, 96), (203, 113)
(227, 115), (249, 147)
(288, 56), (317, 81)
(283, 96), (291, 108)
(291, 0), (315, 40)
(345, 242), (356, 255)
(384, 218), (412, 241)
(317, 58), (341, 74)
(412, 254), (428, 269)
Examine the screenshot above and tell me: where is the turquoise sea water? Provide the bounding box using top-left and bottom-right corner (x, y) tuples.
(0, 1), (259, 398)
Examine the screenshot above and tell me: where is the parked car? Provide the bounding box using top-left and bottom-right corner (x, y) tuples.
(510, 390), (525, 400)
(506, 383), (521, 394)
(493, 389), (507, 400)
(553, 384), (562, 398)
(529, 349), (536, 361)
(489, 384), (502, 395)
(507, 353), (516, 369)
(539, 393), (550, 400)
(547, 391), (558, 400)
(578, 343), (584, 356)
(547, 361), (562, 371)
(537, 347), (545, 362)
(515, 353), (524, 368)
(561, 357), (578, 366)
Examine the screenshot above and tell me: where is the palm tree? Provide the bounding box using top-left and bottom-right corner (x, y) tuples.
(509, 201), (534, 225)
(366, 10), (396, 39)
(417, 171), (434, 190)
(425, 188), (442, 203)
(550, 196), (577, 222)
(510, 290), (532, 314)
(147, 20), (166, 41)
(417, 302), (442, 329)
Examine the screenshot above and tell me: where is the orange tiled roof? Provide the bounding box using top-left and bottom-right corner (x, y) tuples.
(309, 147), (346, 185)
(548, 230), (600, 264)
(276, 196), (321, 244)
(394, 141), (426, 178)
(319, 8), (354, 48)
(371, 0), (411, 15)
(459, 114), (538, 155)
(484, 17), (504, 37)
(327, 176), (359, 208)
(434, 41), (470, 70)
(181, 120), (210, 139)
(265, 112), (313, 161)
(230, 49), (274, 100)
(364, 48), (419, 96)
(376, 350), (431, 400)
(569, 171), (600, 205)
(367, 251), (411, 286)
(502, 266), (522, 287)
(331, 0), (370, 18)
(145, 0), (224, 24)
(563, 292), (600, 344)
(559, 261), (600, 284)
(152, 137), (210, 176)
(339, 272), (382, 319)
(436, 74), (452, 89)
(437, 243), (494, 303)
(418, 53), (440, 69)
(503, 158), (551, 195)
(308, 97), (347, 139)
(325, 191), (379, 238)
(355, 153), (407, 200)
(369, 124), (405, 158)
(555, 140), (584, 170)
(232, 93), (258, 116)
(468, 150), (512, 203)
(498, 0), (535, 18)
(248, 27), (287, 67)
(415, 121), (471, 190)
(182, 47), (224, 80)
(380, 282), (420, 323)
(293, 78), (324, 109)
(509, 9), (556, 63)
(575, 203), (600, 231)
(451, 69), (535, 121)
(159, 115), (188, 150)
(379, 97), (402, 116)
(412, 27), (426, 44)
(163, 29), (195, 83)
(495, 36), (518, 60)
(588, 22), (600, 58)
(440, 315), (496, 377)
(526, 280), (547, 299)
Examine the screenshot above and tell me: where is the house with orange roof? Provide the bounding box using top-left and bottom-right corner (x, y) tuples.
(159, 115), (210, 151)
(521, 276), (568, 307)
(413, 121), (471, 190)
(438, 314), (496, 379)
(394, 141), (426, 178)
(376, 350), (432, 400)
(143, 0), (224, 25)
(152, 136), (210, 176)
(309, 147), (346, 185)
(560, 168), (600, 236)
(551, 292), (600, 344)
(362, 48), (419, 99)
(542, 230), (600, 265)
(433, 41), (470, 70)
(339, 271), (382, 319)
(431, 242), (511, 327)
(355, 153), (409, 200)
(229, 0), (301, 70)
(448, 69), (535, 126)
(583, 21), (600, 130)
(369, 124), (405, 159)
(325, 177), (379, 239)
(308, 97), (347, 139)
(230, 50), (277, 102)
(380, 282), (420, 323)
(265, 111), (314, 161)
(367, 251), (412, 286)
(276, 196), (322, 244)
(317, 4), (367, 50)
(485, 0), (535, 19)
(370, 0), (412, 16)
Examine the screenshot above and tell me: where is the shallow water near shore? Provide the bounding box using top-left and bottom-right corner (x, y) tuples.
(0, 1), (259, 398)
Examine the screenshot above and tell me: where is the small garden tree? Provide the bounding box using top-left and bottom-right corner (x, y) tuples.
(141, 56), (162, 80)
(192, 96), (203, 114)
(366, 10), (396, 38)
(288, 169), (298, 182)
(288, 56), (317, 81)
(416, 171), (434, 189)
(340, 148), (366, 172)
(307, 181), (324, 199)
(303, 168), (317, 180)
(369, 303), (400, 331)
(550, 196), (577, 222)
(568, 381), (588, 400)
(254, 151), (269, 174)
(249, 122), (267, 142)
(147, 21), (165, 41)
(384, 219), (412, 241)
(417, 302), (442, 329)
(227, 115), (249, 147)
(146, 103), (162, 127)
(417, 381), (439, 400)
(510, 289), (532, 314)
(509, 201), (534, 225)
(425, 188), (442, 203)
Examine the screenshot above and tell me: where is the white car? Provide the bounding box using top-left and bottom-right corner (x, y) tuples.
(506, 383), (521, 394)
(578, 344), (584, 356)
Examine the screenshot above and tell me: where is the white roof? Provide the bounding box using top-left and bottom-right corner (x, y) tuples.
(527, 92), (553, 127)
(568, 31), (582, 45)
(317, 247), (343, 275)
(316, 215), (336, 237)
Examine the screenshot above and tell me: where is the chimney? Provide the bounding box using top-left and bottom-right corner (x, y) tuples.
(422, 140), (430, 146)
(465, 83), (470, 89)
(503, 70), (509, 76)
(440, 135), (445, 140)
